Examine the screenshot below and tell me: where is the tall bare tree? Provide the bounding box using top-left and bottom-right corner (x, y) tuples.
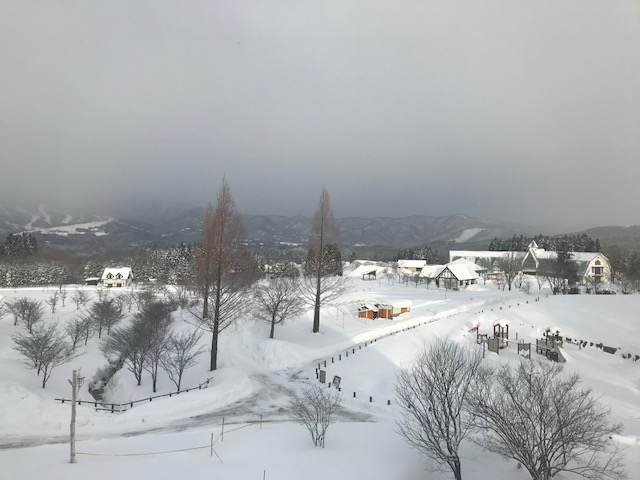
(471, 360), (626, 480)
(193, 179), (257, 370)
(395, 339), (487, 480)
(301, 188), (348, 333)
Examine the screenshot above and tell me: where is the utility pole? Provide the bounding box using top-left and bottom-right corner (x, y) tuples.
(68, 369), (84, 464)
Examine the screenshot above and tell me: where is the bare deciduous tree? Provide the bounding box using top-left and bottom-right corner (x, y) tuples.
(59, 286), (68, 307)
(289, 383), (342, 448)
(521, 277), (533, 294)
(13, 323), (75, 388)
(395, 339), (486, 480)
(102, 302), (170, 386)
(301, 188), (349, 333)
(254, 276), (305, 339)
(71, 290), (91, 310)
(160, 330), (204, 391)
(192, 179), (257, 371)
(471, 360), (626, 480)
(136, 287), (157, 310)
(8, 298), (44, 333)
(142, 302), (174, 392)
(95, 287), (109, 302)
(477, 257), (495, 285)
(166, 285), (195, 310)
(85, 298), (124, 338)
(492, 272), (506, 291)
(497, 251), (523, 292)
(66, 317), (87, 351)
(45, 291), (59, 314)
(585, 273), (603, 294)
(120, 290), (136, 312)
(617, 273), (636, 294)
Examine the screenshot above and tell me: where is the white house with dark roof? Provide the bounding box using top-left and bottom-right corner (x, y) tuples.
(452, 241), (611, 285)
(101, 267), (133, 287)
(522, 244), (611, 284)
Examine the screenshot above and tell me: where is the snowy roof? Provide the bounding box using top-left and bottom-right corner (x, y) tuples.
(419, 264), (446, 278)
(533, 251), (602, 263)
(449, 258), (486, 271)
(441, 263), (480, 281)
(397, 260), (427, 269)
(348, 265), (386, 278)
(449, 251), (512, 262)
(359, 304), (378, 311)
(101, 267), (133, 280)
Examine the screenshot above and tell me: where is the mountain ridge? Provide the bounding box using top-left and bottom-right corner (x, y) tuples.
(0, 201), (635, 255)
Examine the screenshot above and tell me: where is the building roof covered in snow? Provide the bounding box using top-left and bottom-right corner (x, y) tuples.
(101, 267), (133, 280)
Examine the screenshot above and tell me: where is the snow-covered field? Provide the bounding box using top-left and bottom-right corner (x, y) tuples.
(1, 278), (640, 479)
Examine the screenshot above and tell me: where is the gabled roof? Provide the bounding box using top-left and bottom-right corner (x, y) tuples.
(349, 264), (387, 278)
(101, 267), (133, 281)
(444, 264), (480, 281)
(397, 260), (427, 269)
(419, 264), (446, 278)
(449, 258), (486, 272)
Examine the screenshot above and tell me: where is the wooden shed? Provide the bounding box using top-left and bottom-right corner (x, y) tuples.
(376, 300), (412, 319)
(358, 304), (379, 320)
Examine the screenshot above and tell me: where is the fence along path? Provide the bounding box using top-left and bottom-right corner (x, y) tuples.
(76, 417), (294, 460)
(55, 377), (214, 413)
(313, 294), (539, 405)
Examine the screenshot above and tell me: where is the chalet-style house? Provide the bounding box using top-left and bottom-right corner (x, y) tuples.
(450, 242), (612, 284)
(101, 267), (133, 287)
(522, 243), (611, 284)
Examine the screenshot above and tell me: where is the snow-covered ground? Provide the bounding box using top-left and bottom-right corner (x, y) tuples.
(1, 278), (640, 479)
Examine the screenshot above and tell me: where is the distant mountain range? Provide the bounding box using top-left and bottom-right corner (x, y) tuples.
(0, 201), (637, 256)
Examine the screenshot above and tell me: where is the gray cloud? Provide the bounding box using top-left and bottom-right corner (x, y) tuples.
(1, 0), (639, 229)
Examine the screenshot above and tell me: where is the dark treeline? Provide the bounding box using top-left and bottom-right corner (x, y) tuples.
(0, 233), (38, 257)
(0, 243), (195, 288)
(488, 234), (601, 252)
(394, 246), (445, 264)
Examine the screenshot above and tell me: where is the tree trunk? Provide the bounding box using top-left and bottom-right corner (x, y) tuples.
(270, 312), (276, 339)
(313, 276), (321, 333)
(453, 460), (462, 480)
(210, 322), (219, 371)
(202, 289), (209, 320)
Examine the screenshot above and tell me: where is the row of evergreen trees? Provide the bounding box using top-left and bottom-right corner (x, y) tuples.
(394, 246), (445, 263)
(0, 233), (37, 257)
(488, 234), (601, 252)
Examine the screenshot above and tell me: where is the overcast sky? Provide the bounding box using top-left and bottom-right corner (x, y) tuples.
(1, 0), (639, 229)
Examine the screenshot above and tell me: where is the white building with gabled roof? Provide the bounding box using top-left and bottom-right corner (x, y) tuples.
(101, 267), (133, 287)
